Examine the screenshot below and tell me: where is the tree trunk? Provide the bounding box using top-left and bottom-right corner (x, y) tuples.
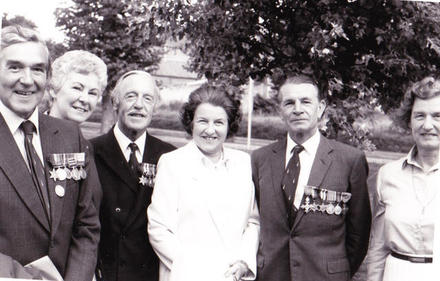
(100, 94), (115, 134)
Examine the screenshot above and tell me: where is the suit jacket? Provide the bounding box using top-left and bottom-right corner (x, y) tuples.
(147, 141), (260, 281)
(251, 135), (371, 281)
(91, 129), (175, 281)
(0, 113), (101, 281)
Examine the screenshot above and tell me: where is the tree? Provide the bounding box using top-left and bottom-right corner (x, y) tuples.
(130, 0), (440, 149)
(55, 0), (168, 132)
(1, 14), (67, 68)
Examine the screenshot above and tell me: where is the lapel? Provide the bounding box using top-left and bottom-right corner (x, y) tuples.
(96, 130), (139, 193)
(269, 138), (289, 217)
(292, 135), (333, 230)
(39, 114), (66, 238)
(0, 114), (50, 232)
(122, 133), (157, 232)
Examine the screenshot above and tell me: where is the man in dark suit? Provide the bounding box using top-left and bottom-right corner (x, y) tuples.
(91, 70), (175, 281)
(251, 74), (371, 281)
(0, 25), (100, 280)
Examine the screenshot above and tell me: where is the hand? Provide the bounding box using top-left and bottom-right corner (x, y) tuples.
(224, 260), (249, 281)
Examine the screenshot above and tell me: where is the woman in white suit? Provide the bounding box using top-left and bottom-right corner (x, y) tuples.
(148, 84), (260, 281)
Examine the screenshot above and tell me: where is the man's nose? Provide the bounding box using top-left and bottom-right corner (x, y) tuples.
(422, 116), (434, 130)
(19, 68), (33, 86)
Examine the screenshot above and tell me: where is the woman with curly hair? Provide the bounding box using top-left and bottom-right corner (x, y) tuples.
(148, 83), (260, 281)
(43, 50), (107, 123)
(367, 76), (440, 281)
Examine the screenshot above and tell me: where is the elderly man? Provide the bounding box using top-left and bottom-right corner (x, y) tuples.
(251, 74), (371, 281)
(91, 70), (175, 281)
(0, 25), (100, 280)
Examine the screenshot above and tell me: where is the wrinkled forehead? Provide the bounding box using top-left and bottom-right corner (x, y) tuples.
(0, 41), (49, 67)
(279, 82), (319, 100)
(117, 72), (158, 96)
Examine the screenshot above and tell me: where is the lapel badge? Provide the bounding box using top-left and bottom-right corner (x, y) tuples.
(55, 184), (65, 197)
(139, 163), (157, 187)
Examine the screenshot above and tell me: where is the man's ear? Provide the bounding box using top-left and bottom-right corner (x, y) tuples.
(318, 99), (326, 119)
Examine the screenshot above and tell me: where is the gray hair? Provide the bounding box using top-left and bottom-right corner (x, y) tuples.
(49, 50), (108, 94)
(1, 25), (49, 71)
(111, 70), (160, 107)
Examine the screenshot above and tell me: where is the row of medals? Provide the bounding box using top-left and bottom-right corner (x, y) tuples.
(48, 153), (87, 181)
(138, 163), (156, 187)
(300, 186), (352, 215)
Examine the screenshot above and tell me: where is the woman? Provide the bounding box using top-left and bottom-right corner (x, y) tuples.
(44, 50), (107, 123)
(147, 84), (260, 281)
(367, 76), (440, 281)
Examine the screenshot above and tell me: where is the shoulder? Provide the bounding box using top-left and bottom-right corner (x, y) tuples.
(325, 138), (365, 161)
(378, 157), (405, 175)
(41, 114), (80, 135)
(225, 147), (251, 162)
(251, 139), (282, 159)
(147, 134), (176, 154)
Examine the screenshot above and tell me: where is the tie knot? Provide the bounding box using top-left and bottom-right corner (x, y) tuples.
(21, 120), (36, 136)
(291, 144), (304, 155)
(128, 142), (138, 153)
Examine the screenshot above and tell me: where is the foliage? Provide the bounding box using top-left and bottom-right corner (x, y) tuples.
(55, 0), (168, 132)
(129, 0), (440, 150)
(1, 14), (68, 70)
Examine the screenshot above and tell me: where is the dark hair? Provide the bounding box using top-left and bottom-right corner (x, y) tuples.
(278, 74), (323, 101)
(180, 83), (241, 138)
(395, 76), (440, 128)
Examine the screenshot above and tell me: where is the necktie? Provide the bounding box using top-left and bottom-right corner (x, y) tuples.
(282, 144), (304, 228)
(21, 120), (51, 223)
(128, 142), (140, 177)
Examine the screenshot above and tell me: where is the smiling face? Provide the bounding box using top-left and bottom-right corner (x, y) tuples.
(410, 95), (440, 155)
(0, 41), (49, 119)
(192, 103), (229, 161)
(279, 82), (326, 144)
(114, 74), (158, 141)
(49, 72), (101, 123)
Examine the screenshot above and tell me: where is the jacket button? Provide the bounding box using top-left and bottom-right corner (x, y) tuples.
(115, 207), (121, 213)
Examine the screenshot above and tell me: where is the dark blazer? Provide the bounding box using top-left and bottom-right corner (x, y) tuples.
(251, 135), (371, 281)
(91, 129), (175, 281)
(0, 113), (101, 281)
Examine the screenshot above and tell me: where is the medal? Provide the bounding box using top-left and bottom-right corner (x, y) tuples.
(334, 192), (342, 215)
(319, 189), (327, 213)
(341, 192), (352, 215)
(334, 204), (342, 215)
(79, 167), (87, 179)
(65, 167), (72, 179)
(326, 190), (336, 215)
(56, 168), (67, 181)
(139, 163), (157, 187)
(71, 167), (81, 181)
(301, 186), (313, 213)
(49, 169), (58, 181)
(55, 185), (65, 197)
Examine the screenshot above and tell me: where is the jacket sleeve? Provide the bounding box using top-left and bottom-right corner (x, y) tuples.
(345, 152), (371, 276)
(147, 154), (179, 270)
(366, 167), (388, 281)
(64, 131), (101, 281)
(238, 155), (260, 280)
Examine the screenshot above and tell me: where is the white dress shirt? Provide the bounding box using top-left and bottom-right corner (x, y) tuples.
(0, 101), (44, 168)
(113, 123), (146, 163)
(285, 130), (321, 209)
(367, 146), (440, 281)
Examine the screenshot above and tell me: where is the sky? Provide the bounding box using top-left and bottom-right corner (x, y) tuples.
(1, 0), (71, 42)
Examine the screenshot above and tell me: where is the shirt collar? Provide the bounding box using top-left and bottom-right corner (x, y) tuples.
(403, 145), (440, 172)
(286, 130), (321, 157)
(188, 140), (230, 169)
(113, 122), (146, 157)
(0, 100), (40, 135)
